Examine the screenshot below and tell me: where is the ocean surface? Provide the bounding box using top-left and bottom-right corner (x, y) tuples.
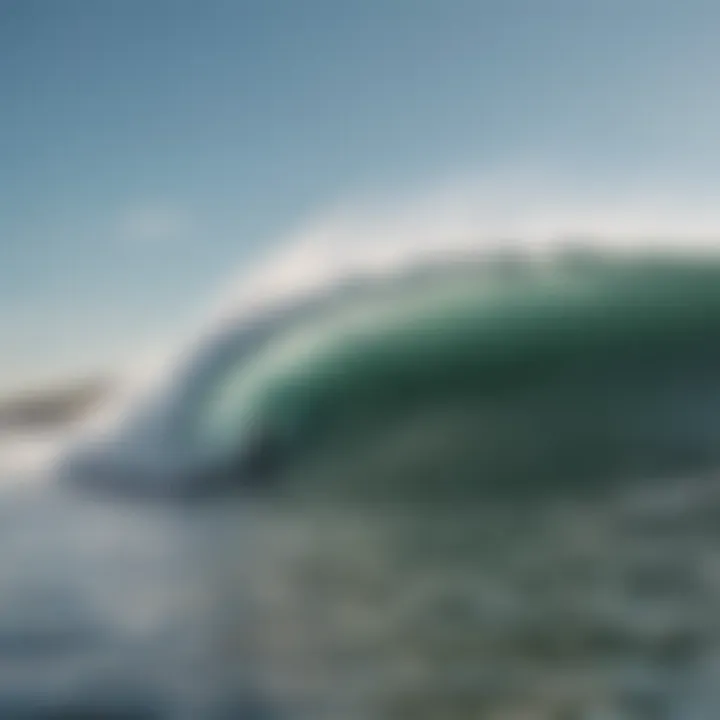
(4, 436), (720, 718)
(5, 256), (720, 718)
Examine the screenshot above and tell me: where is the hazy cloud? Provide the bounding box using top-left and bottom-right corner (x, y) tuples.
(115, 201), (193, 246)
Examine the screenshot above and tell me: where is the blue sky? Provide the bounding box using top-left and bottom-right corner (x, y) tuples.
(3, 0), (720, 390)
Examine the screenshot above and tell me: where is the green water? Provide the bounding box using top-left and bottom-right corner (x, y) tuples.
(196, 254), (720, 499)
(186, 254), (720, 718)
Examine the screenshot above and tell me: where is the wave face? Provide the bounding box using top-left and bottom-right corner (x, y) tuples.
(183, 251), (720, 718)
(190, 255), (720, 499)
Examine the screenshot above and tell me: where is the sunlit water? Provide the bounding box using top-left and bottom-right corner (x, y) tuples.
(4, 441), (720, 718)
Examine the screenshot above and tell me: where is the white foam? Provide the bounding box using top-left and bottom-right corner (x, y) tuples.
(207, 172), (720, 333)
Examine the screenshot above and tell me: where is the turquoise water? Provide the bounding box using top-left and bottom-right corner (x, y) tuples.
(198, 255), (720, 499)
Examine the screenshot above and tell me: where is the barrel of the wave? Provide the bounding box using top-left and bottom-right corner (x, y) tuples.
(191, 253), (720, 719)
(195, 255), (720, 500)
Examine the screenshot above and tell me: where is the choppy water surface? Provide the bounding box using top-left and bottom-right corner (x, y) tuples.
(196, 483), (720, 720)
(4, 466), (720, 718)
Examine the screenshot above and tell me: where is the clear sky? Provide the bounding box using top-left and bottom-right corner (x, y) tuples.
(3, 0), (720, 390)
